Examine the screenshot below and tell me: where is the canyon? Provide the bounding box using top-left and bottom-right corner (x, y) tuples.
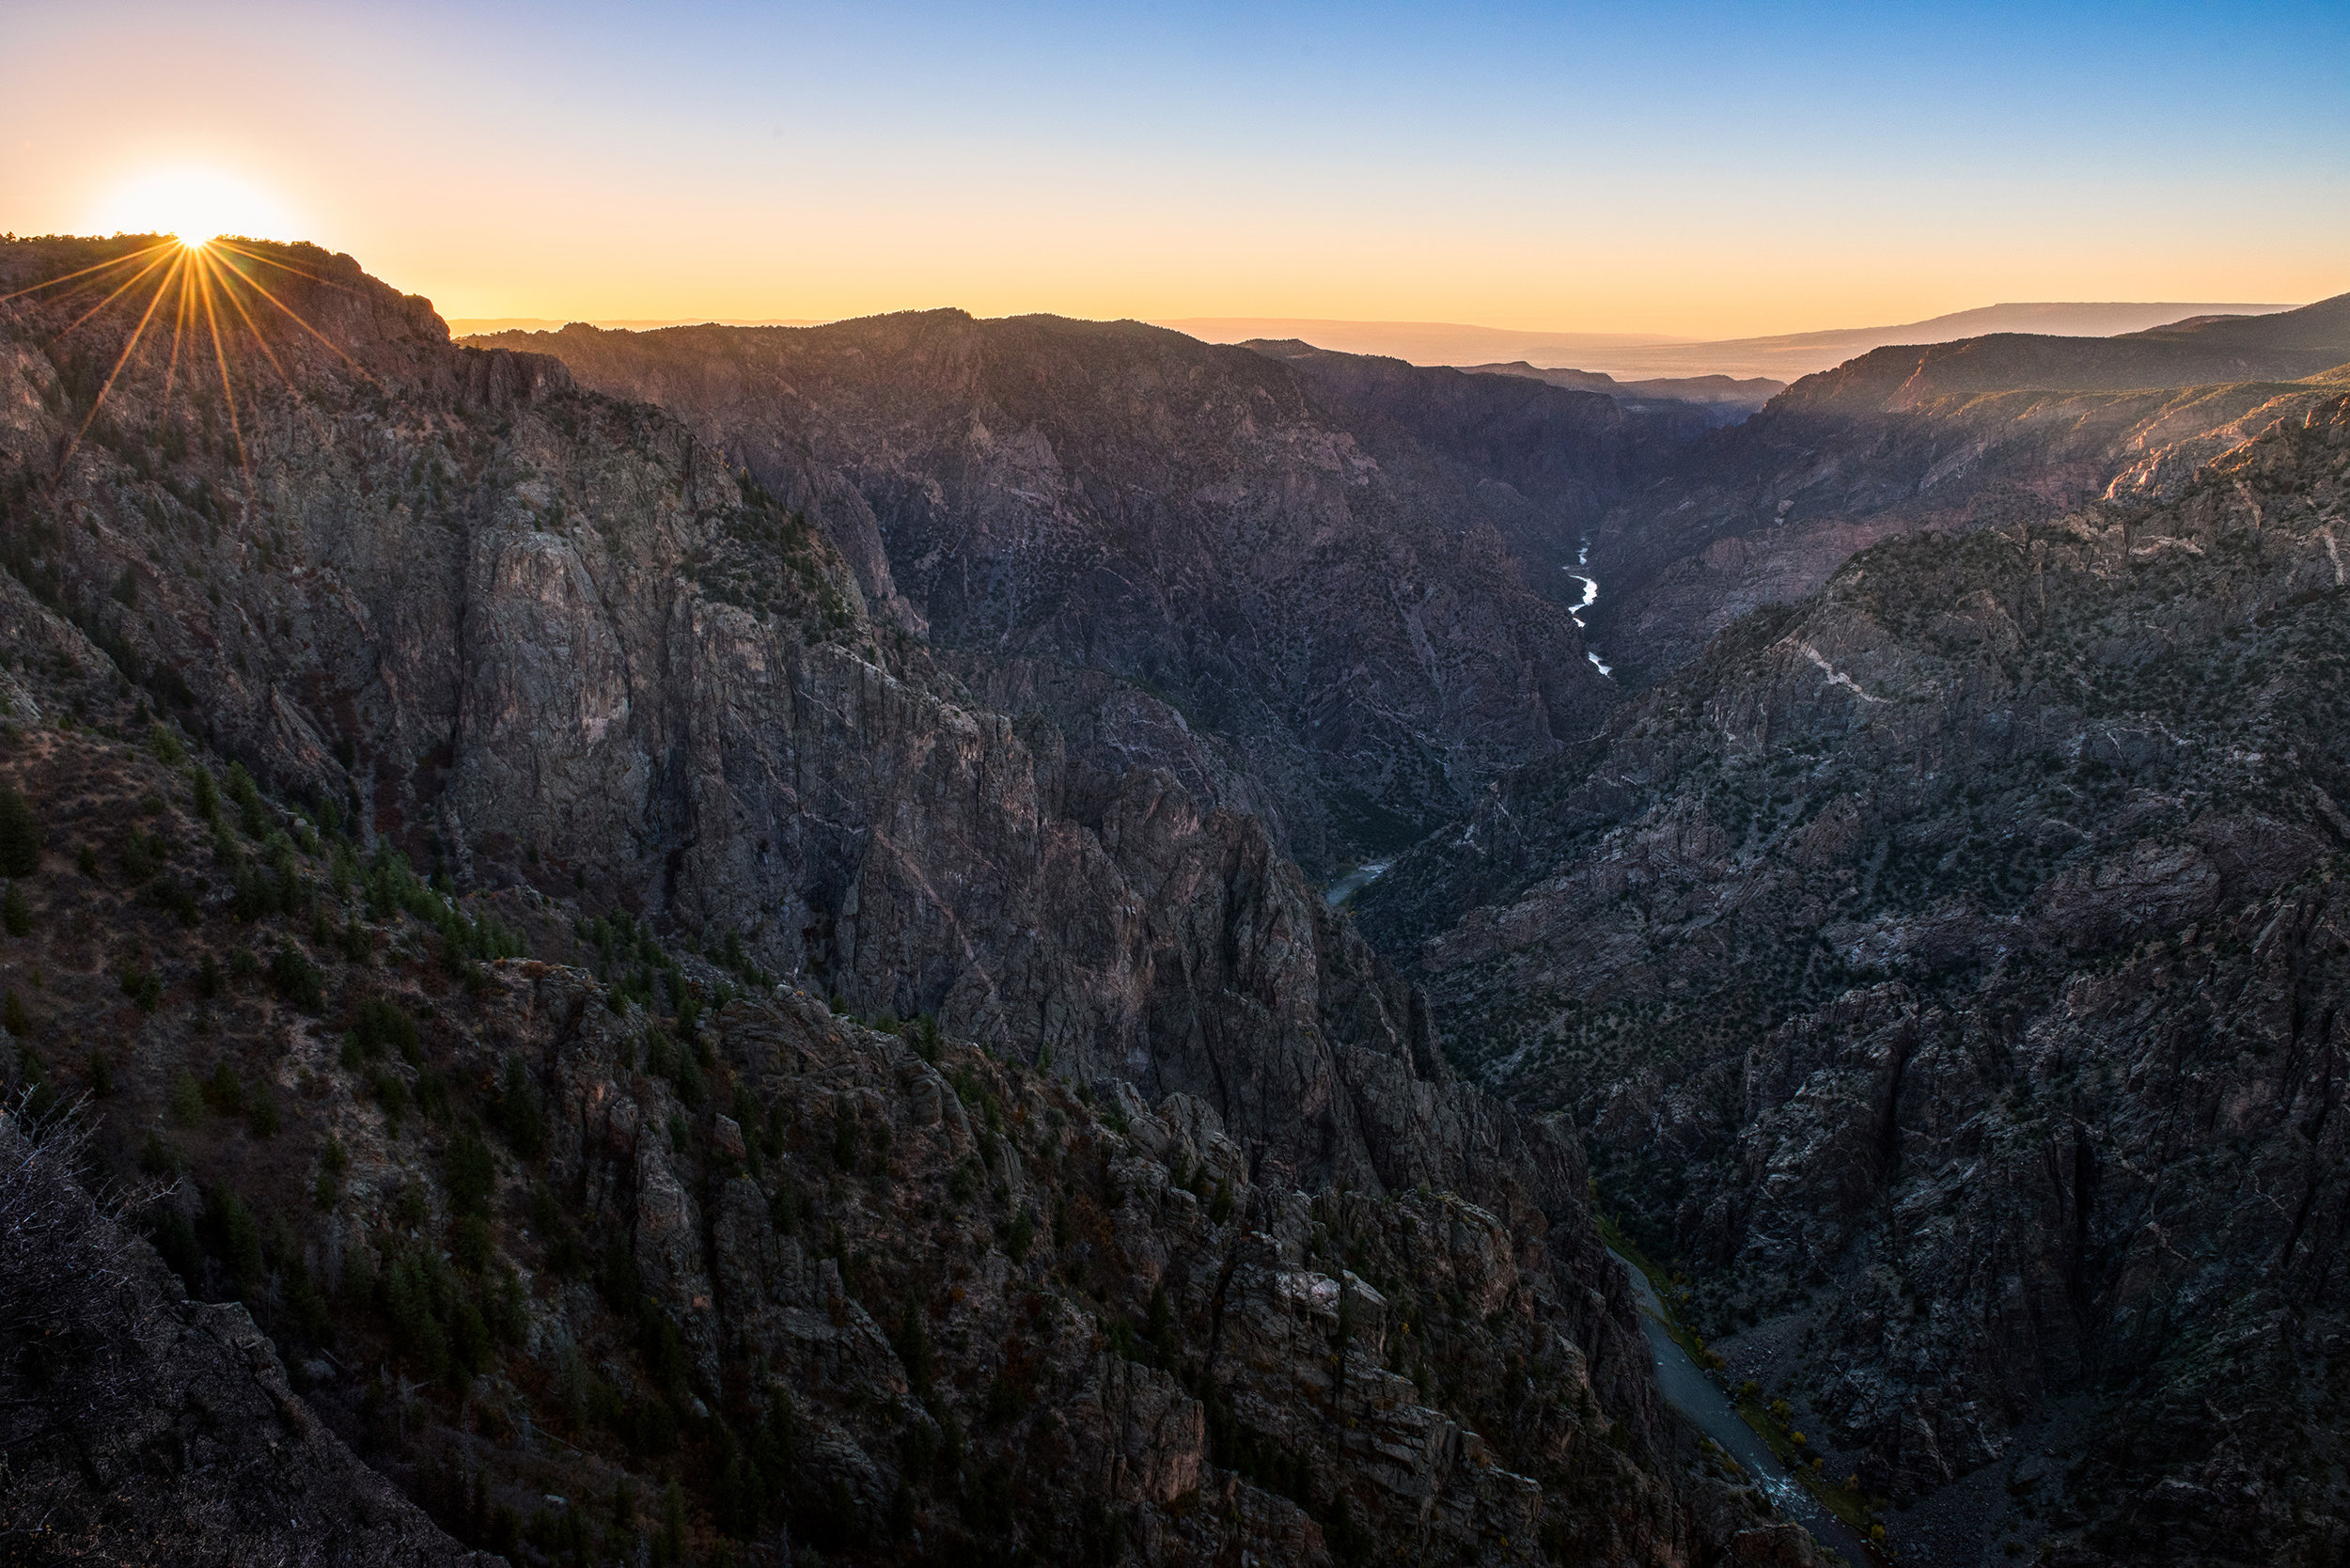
(2, 230), (2348, 1568)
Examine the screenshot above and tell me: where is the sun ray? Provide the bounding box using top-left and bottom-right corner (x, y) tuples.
(50, 246), (178, 343)
(200, 247), (298, 394)
(55, 251), (181, 478)
(207, 246), (381, 387)
(0, 240), (174, 306)
(162, 250), (196, 414)
(194, 253), (249, 474)
(208, 238), (352, 291)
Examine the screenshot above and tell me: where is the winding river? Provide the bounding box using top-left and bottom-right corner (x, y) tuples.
(1610, 1250), (1877, 1565)
(1565, 541), (1612, 677)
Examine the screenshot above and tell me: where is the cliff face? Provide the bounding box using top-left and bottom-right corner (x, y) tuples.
(1580, 369), (2350, 685)
(0, 237), (1499, 1189)
(1362, 396), (2350, 1565)
(0, 235), (1801, 1566)
(470, 313), (1628, 872)
(0, 683), (1798, 1566)
(1234, 339), (1720, 589)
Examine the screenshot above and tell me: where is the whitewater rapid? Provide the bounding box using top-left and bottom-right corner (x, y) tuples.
(1565, 541), (1611, 677)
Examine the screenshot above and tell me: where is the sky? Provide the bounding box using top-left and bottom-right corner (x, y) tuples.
(3, 0), (2345, 338)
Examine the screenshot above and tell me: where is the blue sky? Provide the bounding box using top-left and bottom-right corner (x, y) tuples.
(5, 0), (2343, 332)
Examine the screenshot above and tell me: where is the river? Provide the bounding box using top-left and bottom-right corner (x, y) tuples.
(1564, 541), (1612, 677)
(1610, 1249), (1877, 1565)
(1323, 860), (1391, 907)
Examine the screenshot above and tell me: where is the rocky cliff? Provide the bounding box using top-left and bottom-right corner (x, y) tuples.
(0, 234), (1806, 1566)
(0, 630), (1799, 1568)
(467, 313), (1638, 873)
(1361, 395), (2350, 1565)
(0, 236), (1528, 1187)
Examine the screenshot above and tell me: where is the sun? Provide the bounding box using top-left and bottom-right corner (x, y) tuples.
(9, 173), (365, 483)
(87, 166), (295, 246)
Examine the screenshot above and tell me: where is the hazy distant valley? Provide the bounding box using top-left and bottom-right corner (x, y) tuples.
(5, 231), (2349, 1568)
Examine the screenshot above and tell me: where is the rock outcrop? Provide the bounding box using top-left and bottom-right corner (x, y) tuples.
(0, 1110), (490, 1565)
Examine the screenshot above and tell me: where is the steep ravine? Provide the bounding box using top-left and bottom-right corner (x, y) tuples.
(1362, 394), (2350, 1567)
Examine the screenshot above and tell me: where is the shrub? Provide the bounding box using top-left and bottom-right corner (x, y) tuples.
(166, 1068), (205, 1126)
(350, 996), (419, 1061)
(0, 785), (38, 878)
(446, 1125), (494, 1217)
(146, 874), (200, 926)
(1, 882), (26, 937)
(121, 966), (163, 1011)
(201, 1184), (264, 1300)
(248, 1082), (279, 1137)
(266, 944), (323, 1011)
(202, 1061), (244, 1117)
(1, 990), (26, 1037)
(224, 762), (270, 838)
(495, 1056), (545, 1159)
(119, 833), (156, 883)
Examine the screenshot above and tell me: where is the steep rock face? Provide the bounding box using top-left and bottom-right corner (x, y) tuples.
(0, 1115), (488, 1566)
(1237, 339), (1717, 593)
(1361, 399), (2350, 1564)
(472, 312), (1621, 870)
(0, 237), (1509, 1189)
(0, 678), (1805, 1568)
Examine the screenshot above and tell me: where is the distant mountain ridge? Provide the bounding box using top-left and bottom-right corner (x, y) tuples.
(446, 314), (822, 335)
(1151, 304), (2299, 380)
(1459, 361), (1784, 419)
(1560, 300), (2305, 380)
(1782, 290), (2350, 412)
(1152, 317), (1671, 367)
